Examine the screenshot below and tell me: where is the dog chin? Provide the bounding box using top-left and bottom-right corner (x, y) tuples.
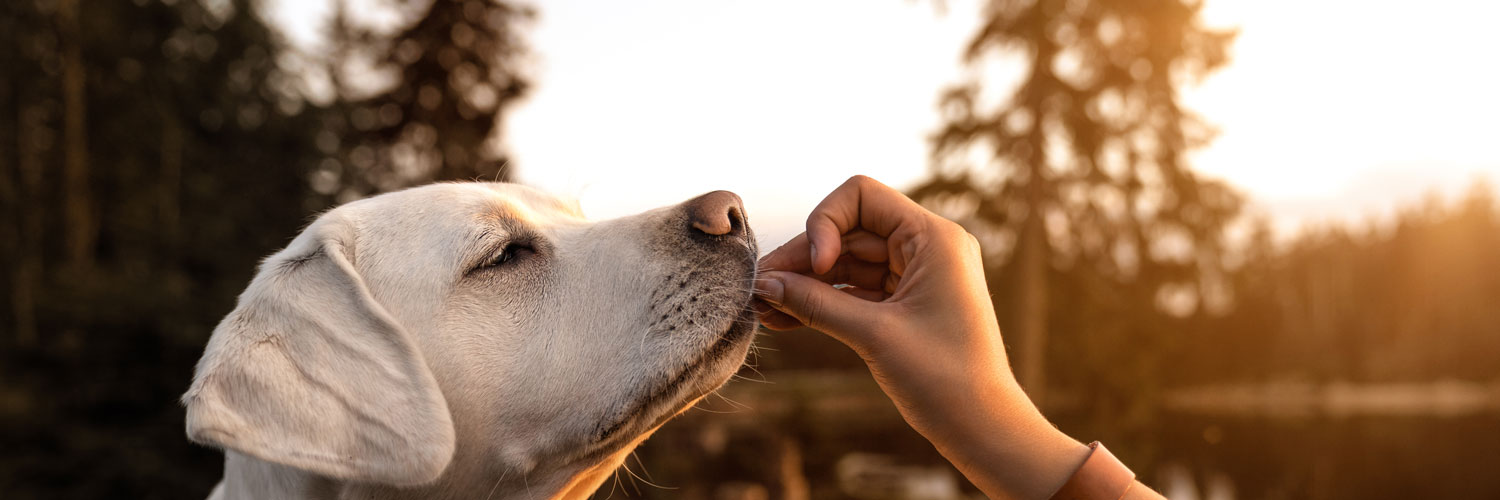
(580, 301), (757, 461)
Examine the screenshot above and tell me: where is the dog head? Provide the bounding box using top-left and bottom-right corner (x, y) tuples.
(181, 183), (758, 487)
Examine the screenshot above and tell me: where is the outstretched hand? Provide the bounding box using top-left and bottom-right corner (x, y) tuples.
(753, 176), (1145, 500)
(754, 175), (1020, 434)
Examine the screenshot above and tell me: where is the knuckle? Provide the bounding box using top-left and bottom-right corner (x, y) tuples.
(926, 217), (983, 255)
(807, 210), (841, 235)
(931, 216), (965, 240)
(807, 207), (831, 226)
(796, 289), (827, 330)
(847, 175), (887, 193)
(963, 231), (981, 252)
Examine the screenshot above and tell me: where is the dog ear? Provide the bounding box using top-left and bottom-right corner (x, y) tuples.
(181, 215), (455, 485)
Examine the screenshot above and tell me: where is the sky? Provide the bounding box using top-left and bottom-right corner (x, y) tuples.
(267, 0), (1500, 249)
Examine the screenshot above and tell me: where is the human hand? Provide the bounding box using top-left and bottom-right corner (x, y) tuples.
(754, 175), (1091, 500)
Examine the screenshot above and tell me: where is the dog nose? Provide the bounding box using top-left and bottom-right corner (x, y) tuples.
(685, 190), (746, 237)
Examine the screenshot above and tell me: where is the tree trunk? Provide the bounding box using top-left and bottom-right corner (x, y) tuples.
(13, 101), (42, 345)
(0, 78), (31, 345)
(160, 114), (182, 255)
(59, 0), (95, 271)
(1014, 203), (1050, 407)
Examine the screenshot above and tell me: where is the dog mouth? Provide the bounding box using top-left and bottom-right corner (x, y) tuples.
(568, 222), (760, 464)
(589, 301), (756, 447)
(581, 270), (758, 459)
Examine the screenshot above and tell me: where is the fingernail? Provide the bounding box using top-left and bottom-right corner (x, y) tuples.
(809, 243), (818, 268)
(756, 274), (785, 306)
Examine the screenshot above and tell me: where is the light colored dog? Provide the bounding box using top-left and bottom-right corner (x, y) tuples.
(181, 183), (759, 499)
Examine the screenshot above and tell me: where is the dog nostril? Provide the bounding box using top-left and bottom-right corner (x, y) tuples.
(685, 190), (745, 237)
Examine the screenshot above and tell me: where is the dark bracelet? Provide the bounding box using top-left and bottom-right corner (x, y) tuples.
(1049, 441), (1136, 500)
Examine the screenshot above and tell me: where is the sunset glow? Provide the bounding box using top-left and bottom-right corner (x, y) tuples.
(1185, 0), (1500, 230)
(268, 0), (1500, 242)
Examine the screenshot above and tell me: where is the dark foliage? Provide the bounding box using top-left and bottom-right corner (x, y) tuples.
(0, 0), (529, 497)
(1174, 184), (1500, 385)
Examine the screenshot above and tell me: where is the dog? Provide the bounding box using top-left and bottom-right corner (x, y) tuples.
(181, 182), (759, 499)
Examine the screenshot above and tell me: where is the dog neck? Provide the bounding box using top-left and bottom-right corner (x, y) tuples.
(212, 447), (632, 500)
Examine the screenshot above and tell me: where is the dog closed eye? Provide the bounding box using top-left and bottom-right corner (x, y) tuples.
(478, 242), (534, 270)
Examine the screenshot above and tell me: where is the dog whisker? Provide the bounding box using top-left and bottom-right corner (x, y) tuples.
(619, 452), (675, 492)
(691, 402), (742, 414)
(735, 364), (772, 384)
(483, 465), (512, 500)
(598, 467), (621, 500)
(720, 390), (754, 411)
(630, 451), (661, 484)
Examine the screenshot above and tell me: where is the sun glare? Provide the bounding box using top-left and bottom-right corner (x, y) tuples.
(269, 0), (1500, 237)
(1184, 0), (1500, 225)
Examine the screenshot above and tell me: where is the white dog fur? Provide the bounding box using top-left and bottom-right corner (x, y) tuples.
(182, 183), (759, 499)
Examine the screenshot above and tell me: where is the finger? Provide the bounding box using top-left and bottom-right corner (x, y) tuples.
(840, 229), (890, 263)
(755, 300), (804, 330)
(811, 254), (890, 290)
(758, 232), (812, 273)
(759, 311), (804, 331)
(753, 299), (774, 317)
(756, 270), (881, 345)
(760, 230), (889, 274)
(806, 175), (927, 274)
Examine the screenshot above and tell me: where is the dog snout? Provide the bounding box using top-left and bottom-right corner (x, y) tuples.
(684, 190), (746, 238)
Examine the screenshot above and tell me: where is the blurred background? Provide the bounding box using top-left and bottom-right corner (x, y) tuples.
(3, 0), (1499, 498)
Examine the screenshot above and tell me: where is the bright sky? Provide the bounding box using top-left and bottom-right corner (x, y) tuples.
(268, 0), (1500, 248)
(1185, 0), (1500, 234)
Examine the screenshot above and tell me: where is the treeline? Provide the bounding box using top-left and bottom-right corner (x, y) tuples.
(0, 0), (529, 497)
(1173, 183), (1500, 385)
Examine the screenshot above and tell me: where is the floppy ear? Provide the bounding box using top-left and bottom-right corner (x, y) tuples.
(181, 217), (455, 485)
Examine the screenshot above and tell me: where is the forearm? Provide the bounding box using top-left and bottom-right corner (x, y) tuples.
(940, 417), (1091, 500)
(939, 412), (1164, 500)
(897, 371), (1091, 500)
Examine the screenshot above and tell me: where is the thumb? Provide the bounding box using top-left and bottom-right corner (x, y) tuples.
(757, 270), (881, 345)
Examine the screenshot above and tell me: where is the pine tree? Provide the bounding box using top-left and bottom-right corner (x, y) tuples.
(322, 0), (532, 199)
(913, 0), (1241, 404)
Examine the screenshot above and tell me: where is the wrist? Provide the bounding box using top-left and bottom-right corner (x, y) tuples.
(933, 374), (1091, 500)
